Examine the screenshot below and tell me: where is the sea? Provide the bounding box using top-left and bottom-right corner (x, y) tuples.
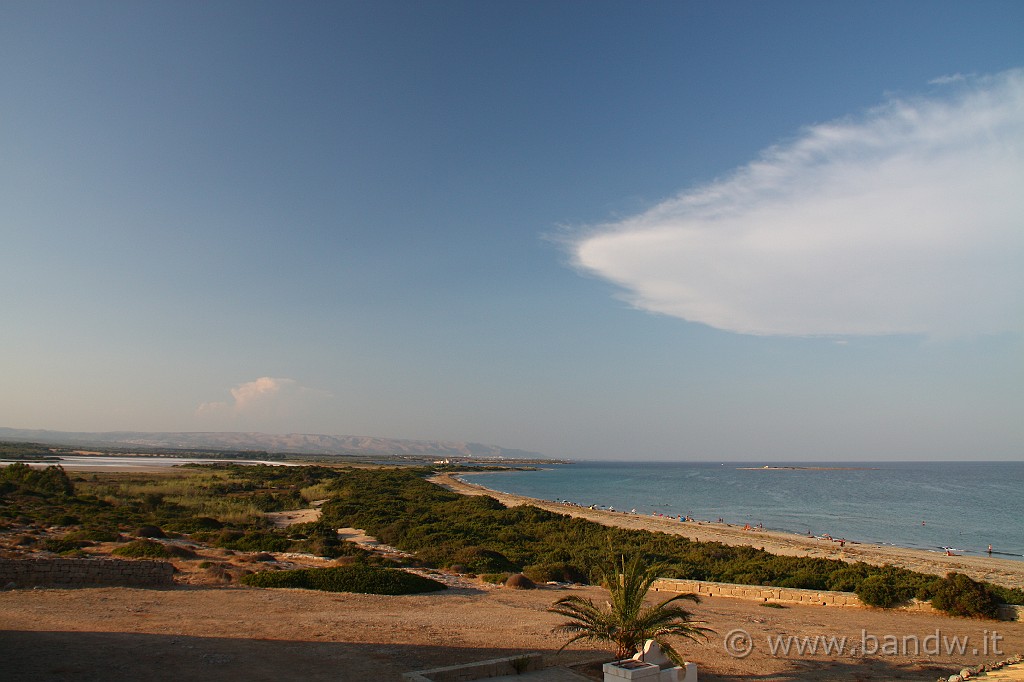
(465, 461), (1024, 561)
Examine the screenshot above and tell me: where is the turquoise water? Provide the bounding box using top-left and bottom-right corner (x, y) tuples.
(466, 461), (1024, 560)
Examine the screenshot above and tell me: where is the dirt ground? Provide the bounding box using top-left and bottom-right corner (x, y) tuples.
(1, 579), (1022, 681)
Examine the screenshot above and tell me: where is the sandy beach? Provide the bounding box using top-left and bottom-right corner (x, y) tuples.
(432, 473), (1024, 590)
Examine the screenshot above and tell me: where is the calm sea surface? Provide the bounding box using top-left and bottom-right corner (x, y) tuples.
(466, 461), (1024, 560)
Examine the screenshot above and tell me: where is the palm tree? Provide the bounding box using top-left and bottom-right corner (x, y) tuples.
(549, 553), (711, 665)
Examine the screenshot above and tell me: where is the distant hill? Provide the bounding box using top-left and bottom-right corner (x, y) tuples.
(0, 427), (547, 459)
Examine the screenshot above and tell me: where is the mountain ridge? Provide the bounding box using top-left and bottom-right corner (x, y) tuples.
(0, 427), (547, 459)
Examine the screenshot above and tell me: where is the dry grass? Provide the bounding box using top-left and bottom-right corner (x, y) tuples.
(79, 470), (270, 526)
(299, 482), (337, 503)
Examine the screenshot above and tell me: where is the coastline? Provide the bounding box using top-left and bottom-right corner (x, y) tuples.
(431, 472), (1024, 590)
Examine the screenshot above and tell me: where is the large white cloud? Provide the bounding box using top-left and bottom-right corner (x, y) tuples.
(572, 69), (1024, 337)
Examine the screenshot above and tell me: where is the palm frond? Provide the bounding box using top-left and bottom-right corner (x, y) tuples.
(548, 548), (713, 663)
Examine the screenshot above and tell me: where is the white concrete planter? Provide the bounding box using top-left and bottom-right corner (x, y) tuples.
(603, 659), (661, 681)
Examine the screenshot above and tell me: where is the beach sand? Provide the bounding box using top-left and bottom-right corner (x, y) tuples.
(432, 473), (1024, 590)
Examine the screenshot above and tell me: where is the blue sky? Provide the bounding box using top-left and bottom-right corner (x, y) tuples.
(2, 1), (1022, 460)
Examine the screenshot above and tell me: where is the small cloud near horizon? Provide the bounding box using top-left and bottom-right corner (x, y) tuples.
(197, 377), (332, 426)
(570, 69), (1024, 338)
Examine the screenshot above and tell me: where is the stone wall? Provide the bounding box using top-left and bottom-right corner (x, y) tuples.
(999, 604), (1022, 621)
(402, 653), (543, 682)
(652, 577), (922, 609)
(0, 557), (174, 588)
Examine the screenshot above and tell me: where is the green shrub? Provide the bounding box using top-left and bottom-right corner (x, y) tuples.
(930, 573), (1000, 619)
(522, 562), (588, 584)
(450, 546), (516, 573)
(135, 525), (166, 538)
(240, 565), (446, 595)
(777, 567), (830, 591)
(856, 575), (911, 608)
(0, 463), (75, 496)
(826, 565), (870, 592)
(75, 528), (121, 542)
(990, 585), (1024, 606)
(914, 577), (944, 602)
(505, 573), (536, 589)
(43, 537), (86, 553)
(166, 544), (198, 559)
(303, 535), (368, 559)
(112, 539), (171, 559)
(218, 531), (291, 553)
(214, 529), (245, 544)
(166, 516), (224, 533)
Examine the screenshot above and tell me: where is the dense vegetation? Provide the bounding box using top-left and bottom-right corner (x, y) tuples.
(0, 442), (63, 462)
(0, 461), (360, 558)
(318, 468), (1024, 617)
(1, 462), (75, 496)
(2, 461), (1020, 617)
(240, 564), (446, 594)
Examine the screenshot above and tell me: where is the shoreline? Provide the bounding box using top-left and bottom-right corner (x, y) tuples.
(431, 472), (1024, 590)
(735, 465), (880, 470)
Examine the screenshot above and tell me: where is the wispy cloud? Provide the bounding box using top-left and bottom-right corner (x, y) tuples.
(928, 73), (970, 86)
(571, 69), (1024, 337)
(197, 377), (331, 424)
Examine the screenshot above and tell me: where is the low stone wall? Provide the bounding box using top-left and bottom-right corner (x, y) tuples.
(998, 604), (1022, 621)
(654, 578), (891, 609)
(402, 653), (543, 682)
(0, 557), (175, 588)
(653, 578), (1020, 621)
